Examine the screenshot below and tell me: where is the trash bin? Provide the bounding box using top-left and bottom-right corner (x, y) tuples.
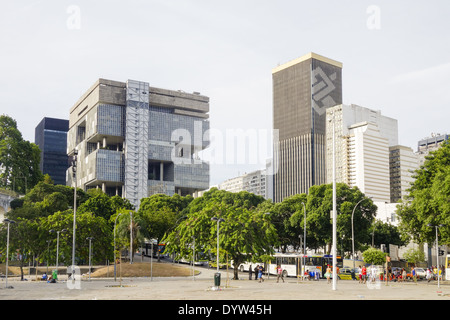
(214, 272), (221, 287)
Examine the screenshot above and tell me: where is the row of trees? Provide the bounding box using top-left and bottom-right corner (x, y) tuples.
(1, 113), (448, 279)
(2, 178), (403, 280)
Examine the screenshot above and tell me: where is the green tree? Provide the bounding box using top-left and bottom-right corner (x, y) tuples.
(138, 194), (192, 237)
(112, 209), (149, 263)
(362, 247), (386, 265)
(403, 247), (426, 266)
(370, 220), (407, 249)
(163, 190), (277, 280)
(0, 115), (43, 193)
(397, 141), (450, 244)
(0, 218), (42, 280)
(287, 183), (376, 255)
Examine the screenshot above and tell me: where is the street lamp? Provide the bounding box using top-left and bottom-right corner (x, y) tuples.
(71, 148), (78, 281)
(301, 202), (307, 279)
(211, 217), (225, 274)
(86, 237), (94, 281)
(351, 198), (371, 270)
(4, 219), (15, 289)
(113, 212), (122, 281)
(427, 223), (445, 288)
(329, 111), (337, 291)
(129, 211), (133, 264)
(50, 229), (67, 271)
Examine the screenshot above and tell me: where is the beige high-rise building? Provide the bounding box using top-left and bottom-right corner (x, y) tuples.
(389, 145), (418, 203)
(326, 104), (398, 203)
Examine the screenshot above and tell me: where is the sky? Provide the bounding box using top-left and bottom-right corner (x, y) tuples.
(0, 0), (449, 186)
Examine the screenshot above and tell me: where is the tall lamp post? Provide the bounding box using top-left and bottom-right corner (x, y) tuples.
(86, 237), (94, 281)
(113, 212), (123, 281)
(427, 223), (445, 288)
(328, 111), (338, 291)
(4, 219), (15, 289)
(301, 202), (307, 278)
(50, 229), (67, 272)
(71, 149), (78, 280)
(129, 211), (133, 264)
(351, 198), (370, 270)
(211, 217), (225, 274)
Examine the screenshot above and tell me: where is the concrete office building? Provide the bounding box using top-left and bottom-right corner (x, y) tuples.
(325, 104), (399, 203)
(416, 133), (449, 167)
(218, 169), (267, 198)
(35, 117), (69, 186)
(389, 145), (418, 203)
(67, 79), (210, 209)
(272, 52), (343, 202)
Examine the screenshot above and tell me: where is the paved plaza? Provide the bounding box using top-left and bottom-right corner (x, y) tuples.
(0, 264), (448, 301)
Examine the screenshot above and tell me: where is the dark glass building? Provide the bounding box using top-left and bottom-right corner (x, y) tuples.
(35, 117), (69, 185)
(272, 53), (343, 202)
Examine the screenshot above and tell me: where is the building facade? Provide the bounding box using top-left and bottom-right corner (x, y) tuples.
(389, 145), (418, 203)
(272, 52), (343, 202)
(417, 133), (449, 167)
(218, 169), (267, 198)
(35, 117), (69, 185)
(325, 104), (399, 203)
(67, 79), (210, 209)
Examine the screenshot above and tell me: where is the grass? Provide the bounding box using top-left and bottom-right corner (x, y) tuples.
(0, 262), (200, 278)
(92, 262), (200, 278)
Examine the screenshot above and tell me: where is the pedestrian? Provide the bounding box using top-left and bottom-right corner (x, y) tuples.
(361, 265), (367, 284)
(411, 267), (417, 283)
(249, 264), (253, 280)
(276, 264), (284, 283)
(401, 268), (406, 282)
(325, 265), (332, 284)
(426, 268), (432, 283)
(254, 265), (259, 280)
(358, 265), (362, 283)
(258, 265), (264, 282)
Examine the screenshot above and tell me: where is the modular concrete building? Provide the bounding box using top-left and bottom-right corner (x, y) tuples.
(66, 79), (210, 209)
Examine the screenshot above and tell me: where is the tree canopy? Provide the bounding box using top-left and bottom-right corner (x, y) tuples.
(397, 140), (450, 244)
(0, 114), (42, 193)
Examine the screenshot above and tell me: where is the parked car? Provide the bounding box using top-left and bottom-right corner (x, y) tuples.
(338, 267), (359, 280)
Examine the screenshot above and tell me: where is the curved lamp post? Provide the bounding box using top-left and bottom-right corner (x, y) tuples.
(351, 198), (370, 270)
(211, 217), (225, 274)
(50, 229), (67, 272)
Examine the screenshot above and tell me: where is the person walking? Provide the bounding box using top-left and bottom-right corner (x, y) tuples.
(257, 265), (264, 283)
(361, 265), (367, 284)
(358, 266), (362, 283)
(325, 265), (332, 284)
(276, 264), (284, 283)
(411, 266), (417, 283)
(254, 265), (259, 280)
(426, 268), (432, 283)
(401, 268), (406, 282)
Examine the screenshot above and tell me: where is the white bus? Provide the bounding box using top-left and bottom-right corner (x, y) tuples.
(446, 254), (450, 281)
(237, 253), (343, 278)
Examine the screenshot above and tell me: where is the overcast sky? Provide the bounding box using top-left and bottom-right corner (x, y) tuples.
(1, 1), (449, 186)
